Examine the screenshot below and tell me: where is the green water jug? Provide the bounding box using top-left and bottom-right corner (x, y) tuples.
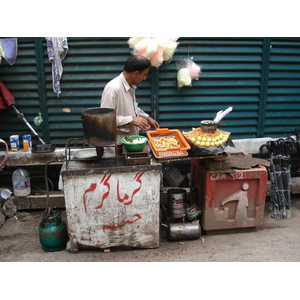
(39, 211), (67, 252)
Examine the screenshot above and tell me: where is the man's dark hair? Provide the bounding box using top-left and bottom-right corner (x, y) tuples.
(124, 55), (151, 73)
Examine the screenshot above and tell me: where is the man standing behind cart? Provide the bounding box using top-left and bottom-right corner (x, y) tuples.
(100, 55), (159, 144)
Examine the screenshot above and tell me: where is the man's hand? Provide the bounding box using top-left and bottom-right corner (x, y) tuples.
(131, 117), (150, 130)
(147, 117), (159, 130)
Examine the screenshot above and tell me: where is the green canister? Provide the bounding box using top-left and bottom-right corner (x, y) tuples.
(39, 211), (67, 252)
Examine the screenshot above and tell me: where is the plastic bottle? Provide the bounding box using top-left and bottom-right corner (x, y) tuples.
(12, 167), (31, 197)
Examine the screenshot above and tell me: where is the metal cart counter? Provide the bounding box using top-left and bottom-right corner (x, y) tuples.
(61, 157), (162, 252)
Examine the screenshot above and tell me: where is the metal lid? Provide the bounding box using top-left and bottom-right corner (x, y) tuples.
(201, 120), (215, 125)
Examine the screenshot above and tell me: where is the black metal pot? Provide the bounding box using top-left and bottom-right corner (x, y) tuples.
(201, 120), (217, 132)
(81, 108), (117, 147)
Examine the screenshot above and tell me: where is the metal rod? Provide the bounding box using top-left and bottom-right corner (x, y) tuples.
(11, 104), (46, 144)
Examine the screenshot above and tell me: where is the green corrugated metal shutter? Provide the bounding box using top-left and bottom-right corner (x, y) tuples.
(0, 38), (44, 141)
(0, 37), (154, 147)
(157, 37), (265, 138)
(43, 37), (125, 145)
(264, 38), (300, 137)
(1, 37), (300, 148)
(43, 37), (153, 146)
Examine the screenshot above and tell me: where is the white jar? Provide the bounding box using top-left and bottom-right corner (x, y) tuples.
(12, 167), (31, 197)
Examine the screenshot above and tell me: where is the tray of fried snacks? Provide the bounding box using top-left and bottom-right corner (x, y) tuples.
(146, 128), (191, 159)
(183, 126), (234, 156)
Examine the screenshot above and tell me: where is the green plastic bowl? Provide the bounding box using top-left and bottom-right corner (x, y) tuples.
(120, 135), (148, 152)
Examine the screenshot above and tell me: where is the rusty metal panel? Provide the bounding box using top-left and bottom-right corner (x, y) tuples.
(191, 160), (268, 231)
(62, 166), (161, 251)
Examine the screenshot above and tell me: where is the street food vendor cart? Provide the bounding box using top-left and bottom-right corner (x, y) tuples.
(60, 107), (268, 252)
(61, 146), (162, 252)
(60, 108), (162, 252)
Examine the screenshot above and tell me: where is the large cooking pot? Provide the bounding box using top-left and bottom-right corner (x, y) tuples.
(81, 107), (117, 147)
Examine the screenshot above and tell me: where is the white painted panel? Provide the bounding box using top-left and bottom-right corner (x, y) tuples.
(63, 169), (161, 249)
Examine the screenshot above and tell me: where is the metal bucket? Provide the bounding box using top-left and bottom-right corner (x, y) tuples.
(167, 221), (201, 241)
(81, 108), (117, 147)
(167, 189), (186, 219)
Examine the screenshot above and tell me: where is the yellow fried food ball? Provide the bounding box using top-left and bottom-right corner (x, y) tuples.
(207, 137), (212, 142)
(191, 137), (196, 143)
(200, 141), (205, 146)
(197, 136), (202, 141)
(196, 141), (201, 146)
(210, 142), (215, 146)
(202, 137), (207, 142)
(205, 142), (210, 147)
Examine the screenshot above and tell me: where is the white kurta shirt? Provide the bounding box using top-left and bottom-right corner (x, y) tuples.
(100, 72), (149, 142)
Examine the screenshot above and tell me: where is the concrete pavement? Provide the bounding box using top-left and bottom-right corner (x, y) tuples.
(0, 196), (299, 262)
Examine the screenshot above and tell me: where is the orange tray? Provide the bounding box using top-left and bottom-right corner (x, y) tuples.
(146, 128), (191, 158)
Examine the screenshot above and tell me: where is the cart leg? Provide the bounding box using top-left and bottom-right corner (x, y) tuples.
(66, 238), (79, 253)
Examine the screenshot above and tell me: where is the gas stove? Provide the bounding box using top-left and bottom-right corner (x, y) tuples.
(64, 137), (152, 171)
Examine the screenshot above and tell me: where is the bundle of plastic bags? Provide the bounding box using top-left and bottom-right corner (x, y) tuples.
(128, 37), (179, 68)
(176, 57), (201, 88)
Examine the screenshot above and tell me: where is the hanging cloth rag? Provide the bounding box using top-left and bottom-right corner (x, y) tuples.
(0, 38), (18, 65)
(0, 81), (15, 109)
(45, 37), (68, 97)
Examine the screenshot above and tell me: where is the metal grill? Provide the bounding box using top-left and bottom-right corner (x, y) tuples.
(64, 137), (118, 169)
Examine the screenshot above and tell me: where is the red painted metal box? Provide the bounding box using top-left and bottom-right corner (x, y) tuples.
(191, 159), (268, 231)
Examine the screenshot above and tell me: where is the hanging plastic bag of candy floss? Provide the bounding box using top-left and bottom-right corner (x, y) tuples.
(132, 37), (151, 57)
(176, 59), (191, 88)
(162, 37), (179, 64)
(127, 37), (180, 68)
(150, 46), (164, 68)
(187, 57), (201, 80)
(176, 58), (201, 88)
(127, 37), (145, 49)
